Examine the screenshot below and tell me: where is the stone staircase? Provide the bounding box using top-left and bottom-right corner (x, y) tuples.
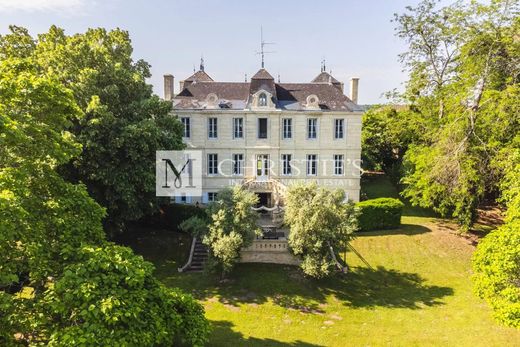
(184, 238), (208, 273)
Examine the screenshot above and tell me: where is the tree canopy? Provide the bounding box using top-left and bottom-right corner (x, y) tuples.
(285, 183), (358, 278)
(0, 25), (185, 234)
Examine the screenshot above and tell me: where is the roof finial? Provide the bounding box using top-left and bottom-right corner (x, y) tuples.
(193, 65), (196, 73)
(200, 54), (204, 72)
(256, 26), (275, 69)
(245, 73), (247, 82)
(321, 59), (326, 73)
(277, 74), (280, 83)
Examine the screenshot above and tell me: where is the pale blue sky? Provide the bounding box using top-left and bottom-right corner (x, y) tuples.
(0, 0), (450, 104)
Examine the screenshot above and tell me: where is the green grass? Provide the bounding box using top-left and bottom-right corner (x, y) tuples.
(118, 178), (519, 346)
(123, 218), (519, 346)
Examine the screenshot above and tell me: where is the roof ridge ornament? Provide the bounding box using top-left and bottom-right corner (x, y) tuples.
(321, 59), (326, 73)
(200, 55), (205, 72)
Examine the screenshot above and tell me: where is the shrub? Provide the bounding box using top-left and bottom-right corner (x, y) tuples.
(473, 220), (520, 328)
(144, 203), (206, 231)
(357, 198), (404, 231)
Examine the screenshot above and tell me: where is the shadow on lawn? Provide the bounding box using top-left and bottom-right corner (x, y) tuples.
(209, 320), (324, 347)
(355, 223), (432, 237)
(168, 264), (453, 313)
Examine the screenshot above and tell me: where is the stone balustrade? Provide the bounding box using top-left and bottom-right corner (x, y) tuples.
(240, 239), (300, 265)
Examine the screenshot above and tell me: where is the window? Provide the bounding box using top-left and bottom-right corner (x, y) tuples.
(258, 118), (268, 139)
(208, 117), (218, 138)
(281, 154), (292, 176)
(259, 93), (267, 106)
(208, 192), (218, 202)
(208, 153), (218, 175)
(334, 119), (344, 139)
(306, 154), (317, 176)
(307, 118), (317, 139)
(232, 153), (244, 175)
(233, 117), (243, 139)
(282, 118), (292, 139)
(334, 154), (344, 175)
(180, 194), (187, 203)
(181, 117), (190, 138)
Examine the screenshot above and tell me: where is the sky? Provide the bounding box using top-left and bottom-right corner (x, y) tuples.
(0, 0), (449, 104)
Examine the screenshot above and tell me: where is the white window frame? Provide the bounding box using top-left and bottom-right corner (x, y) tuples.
(307, 118), (318, 139)
(232, 153), (244, 176)
(207, 153), (218, 175)
(258, 93), (268, 107)
(306, 154), (318, 176)
(181, 117), (190, 138)
(208, 117), (218, 139)
(233, 117), (243, 139)
(281, 154), (292, 176)
(334, 154), (344, 176)
(334, 119), (344, 139)
(258, 117), (268, 139)
(282, 118), (292, 139)
(208, 192), (218, 202)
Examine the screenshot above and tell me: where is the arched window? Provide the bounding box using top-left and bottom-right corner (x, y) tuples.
(258, 93), (267, 107)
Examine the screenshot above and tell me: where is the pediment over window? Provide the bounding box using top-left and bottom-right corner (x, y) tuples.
(250, 89), (275, 110)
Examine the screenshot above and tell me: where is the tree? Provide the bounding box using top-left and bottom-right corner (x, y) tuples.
(391, 0), (520, 229)
(285, 183), (358, 278)
(202, 186), (260, 276)
(0, 38), (209, 346)
(0, 57), (106, 289)
(0, 25), (185, 234)
(34, 245), (209, 346)
(473, 145), (520, 328)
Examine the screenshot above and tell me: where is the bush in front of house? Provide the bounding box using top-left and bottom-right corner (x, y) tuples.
(145, 203), (206, 231)
(356, 198), (404, 231)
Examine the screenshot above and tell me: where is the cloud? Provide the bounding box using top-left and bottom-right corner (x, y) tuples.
(0, 0), (90, 14)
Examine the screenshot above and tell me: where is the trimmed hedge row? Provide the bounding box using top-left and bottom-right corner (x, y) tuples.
(356, 198), (404, 231)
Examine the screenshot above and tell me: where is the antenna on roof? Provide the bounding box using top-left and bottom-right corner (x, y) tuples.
(255, 26), (275, 68)
(200, 54), (205, 72)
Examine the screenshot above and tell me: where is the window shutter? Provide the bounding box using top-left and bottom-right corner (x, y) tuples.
(175, 196), (181, 204)
(187, 195), (192, 204)
(202, 193), (208, 204)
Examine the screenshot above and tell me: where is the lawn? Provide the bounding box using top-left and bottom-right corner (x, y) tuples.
(118, 177), (520, 346)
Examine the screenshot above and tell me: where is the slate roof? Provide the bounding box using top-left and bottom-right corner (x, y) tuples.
(173, 68), (360, 112)
(311, 71), (340, 84)
(184, 70), (214, 82)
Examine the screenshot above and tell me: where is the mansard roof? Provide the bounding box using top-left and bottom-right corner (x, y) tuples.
(173, 68), (360, 111)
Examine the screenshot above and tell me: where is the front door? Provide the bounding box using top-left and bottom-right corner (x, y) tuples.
(256, 193), (272, 208)
(256, 154), (269, 181)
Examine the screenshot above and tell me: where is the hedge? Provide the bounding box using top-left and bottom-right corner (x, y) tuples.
(356, 198), (404, 231)
(142, 203), (206, 231)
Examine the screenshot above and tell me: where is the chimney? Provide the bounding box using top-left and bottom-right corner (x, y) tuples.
(164, 74), (174, 101)
(350, 77), (359, 104)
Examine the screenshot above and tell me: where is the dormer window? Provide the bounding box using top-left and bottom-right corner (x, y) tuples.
(258, 93), (267, 107)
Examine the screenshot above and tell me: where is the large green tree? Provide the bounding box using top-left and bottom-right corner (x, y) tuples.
(285, 183), (358, 278)
(0, 25), (185, 234)
(202, 186), (260, 276)
(388, 0), (520, 229)
(0, 34), (208, 346)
